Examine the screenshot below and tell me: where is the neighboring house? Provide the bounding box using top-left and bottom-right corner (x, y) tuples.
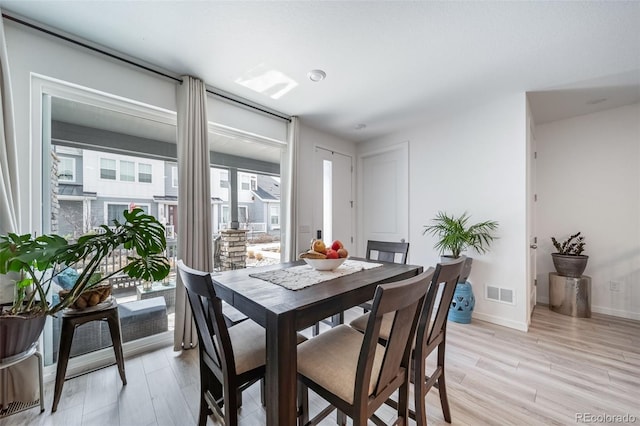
(54, 148), (280, 240)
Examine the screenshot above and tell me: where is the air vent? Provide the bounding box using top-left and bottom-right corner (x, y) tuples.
(486, 285), (515, 305)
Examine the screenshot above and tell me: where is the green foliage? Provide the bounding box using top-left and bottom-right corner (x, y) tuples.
(423, 211), (499, 258)
(551, 232), (585, 255)
(0, 208), (171, 316)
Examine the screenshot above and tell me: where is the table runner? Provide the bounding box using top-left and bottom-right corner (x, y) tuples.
(249, 259), (383, 290)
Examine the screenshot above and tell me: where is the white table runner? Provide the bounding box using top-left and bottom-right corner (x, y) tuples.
(249, 259), (383, 290)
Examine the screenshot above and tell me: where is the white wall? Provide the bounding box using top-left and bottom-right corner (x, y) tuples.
(359, 93), (530, 331)
(535, 103), (640, 320)
(296, 123), (357, 255)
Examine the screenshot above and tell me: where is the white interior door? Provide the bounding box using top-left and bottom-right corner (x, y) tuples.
(313, 147), (354, 253)
(358, 142), (409, 257)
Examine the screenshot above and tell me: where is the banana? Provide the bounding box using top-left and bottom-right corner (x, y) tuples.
(299, 250), (327, 259)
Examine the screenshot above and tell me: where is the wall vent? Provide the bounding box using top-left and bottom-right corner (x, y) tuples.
(486, 285), (515, 305)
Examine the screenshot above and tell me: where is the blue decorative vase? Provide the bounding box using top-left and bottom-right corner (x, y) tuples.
(448, 281), (475, 324)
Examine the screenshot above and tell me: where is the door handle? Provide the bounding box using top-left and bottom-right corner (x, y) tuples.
(530, 244), (537, 249)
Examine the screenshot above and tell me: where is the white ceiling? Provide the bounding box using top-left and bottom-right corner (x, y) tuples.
(2, 1), (640, 142)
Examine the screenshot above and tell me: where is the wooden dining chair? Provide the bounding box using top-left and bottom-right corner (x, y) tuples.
(177, 260), (268, 426)
(312, 239), (411, 336)
(296, 268), (434, 426)
(349, 258), (464, 425)
(366, 240), (410, 264)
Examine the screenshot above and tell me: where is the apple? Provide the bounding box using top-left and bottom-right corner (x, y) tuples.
(325, 249), (339, 259)
(337, 248), (348, 258)
(331, 240), (344, 251)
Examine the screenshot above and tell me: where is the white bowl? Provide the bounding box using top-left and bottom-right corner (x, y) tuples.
(303, 257), (347, 271)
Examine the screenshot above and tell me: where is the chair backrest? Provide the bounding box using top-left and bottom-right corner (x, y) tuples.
(366, 240), (410, 264)
(415, 258), (464, 354)
(176, 260), (236, 379)
(355, 268), (434, 404)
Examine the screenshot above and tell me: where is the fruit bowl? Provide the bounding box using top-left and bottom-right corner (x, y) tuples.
(303, 257), (347, 271)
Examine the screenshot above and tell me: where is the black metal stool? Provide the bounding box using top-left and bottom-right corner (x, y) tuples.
(52, 298), (126, 412)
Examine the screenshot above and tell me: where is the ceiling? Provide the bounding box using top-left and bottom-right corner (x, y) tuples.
(2, 1), (640, 142)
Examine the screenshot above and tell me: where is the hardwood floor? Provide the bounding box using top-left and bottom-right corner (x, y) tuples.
(2, 305), (639, 425)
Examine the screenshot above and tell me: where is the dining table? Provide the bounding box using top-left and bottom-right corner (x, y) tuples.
(211, 257), (423, 426)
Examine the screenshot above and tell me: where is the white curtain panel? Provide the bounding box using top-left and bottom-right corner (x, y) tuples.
(281, 116), (299, 262)
(0, 11), (39, 407)
(173, 76), (212, 351)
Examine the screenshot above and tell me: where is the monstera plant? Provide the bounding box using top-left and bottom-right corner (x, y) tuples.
(0, 208), (171, 358)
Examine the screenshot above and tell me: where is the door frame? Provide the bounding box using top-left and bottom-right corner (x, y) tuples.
(313, 145), (355, 252)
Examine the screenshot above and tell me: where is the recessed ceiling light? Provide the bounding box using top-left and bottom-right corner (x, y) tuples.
(586, 98), (607, 105)
(307, 69), (326, 82)
(355, 123), (366, 130)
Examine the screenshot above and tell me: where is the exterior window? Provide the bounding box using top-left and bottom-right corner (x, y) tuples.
(172, 166), (178, 187)
(270, 205), (280, 226)
(241, 175), (250, 190)
(58, 157), (75, 182)
(120, 160), (135, 182)
(139, 163), (152, 183)
(100, 158), (116, 180)
(222, 206), (230, 224)
(220, 170), (228, 188)
(238, 206), (248, 223)
(106, 203), (129, 224)
(107, 203), (149, 224)
(251, 176), (257, 191)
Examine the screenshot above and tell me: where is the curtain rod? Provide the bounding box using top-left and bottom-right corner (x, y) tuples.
(1, 12), (291, 122)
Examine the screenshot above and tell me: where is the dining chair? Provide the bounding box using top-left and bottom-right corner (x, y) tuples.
(349, 258), (464, 425)
(312, 239), (411, 336)
(296, 268), (434, 426)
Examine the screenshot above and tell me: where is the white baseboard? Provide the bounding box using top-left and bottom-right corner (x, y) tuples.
(43, 331), (173, 383)
(591, 305), (640, 321)
(472, 312), (529, 332)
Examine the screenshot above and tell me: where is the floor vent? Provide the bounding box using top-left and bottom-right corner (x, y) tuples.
(486, 285), (515, 305)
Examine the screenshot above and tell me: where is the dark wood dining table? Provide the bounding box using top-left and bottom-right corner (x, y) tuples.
(211, 258), (423, 426)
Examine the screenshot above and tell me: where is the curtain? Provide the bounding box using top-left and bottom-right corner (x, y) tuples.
(173, 76), (212, 351)
(281, 116), (299, 262)
(0, 11), (39, 407)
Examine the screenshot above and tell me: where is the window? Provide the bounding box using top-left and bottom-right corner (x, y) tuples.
(251, 176), (257, 191)
(139, 163), (152, 183)
(58, 157), (75, 182)
(107, 203), (149, 224)
(120, 160), (135, 182)
(270, 205), (280, 227)
(222, 206), (230, 224)
(106, 203), (129, 224)
(100, 158), (116, 180)
(220, 170), (229, 188)
(241, 175), (250, 190)
(238, 206), (248, 224)
(172, 166), (178, 187)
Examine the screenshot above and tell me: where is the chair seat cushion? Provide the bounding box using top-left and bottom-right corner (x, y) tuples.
(222, 320), (307, 375)
(297, 325), (386, 404)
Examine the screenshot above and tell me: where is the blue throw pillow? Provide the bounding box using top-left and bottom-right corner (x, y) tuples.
(57, 268), (79, 290)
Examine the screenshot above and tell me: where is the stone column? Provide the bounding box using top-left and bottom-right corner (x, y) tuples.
(220, 229), (248, 270)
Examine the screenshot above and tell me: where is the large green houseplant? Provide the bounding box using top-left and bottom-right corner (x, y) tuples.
(423, 211), (499, 259)
(0, 208), (171, 358)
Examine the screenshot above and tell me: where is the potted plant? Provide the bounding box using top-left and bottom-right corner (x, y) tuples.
(423, 211), (499, 324)
(0, 208), (171, 359)
(551, 232), (587, 278)
(423, 211), (499, 260)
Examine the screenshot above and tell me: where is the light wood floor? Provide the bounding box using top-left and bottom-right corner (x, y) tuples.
(3, 306), (639, 426)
